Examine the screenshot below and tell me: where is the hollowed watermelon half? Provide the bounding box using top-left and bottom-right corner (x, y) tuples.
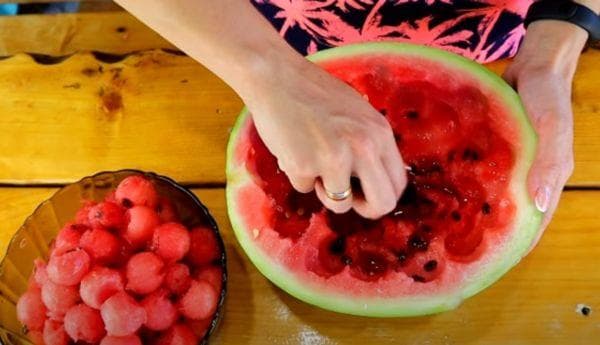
(226, 43), (542, 317)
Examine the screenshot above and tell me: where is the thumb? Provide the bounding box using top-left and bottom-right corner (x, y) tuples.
(502, 64), (519, 88)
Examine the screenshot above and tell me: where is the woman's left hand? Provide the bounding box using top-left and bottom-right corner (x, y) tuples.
(503, 20), (588, 241)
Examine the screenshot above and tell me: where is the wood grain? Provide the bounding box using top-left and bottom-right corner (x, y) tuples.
(0, 51), (242, 185)
(0, 12), (174, 56)
(0, 49), (598, 186)
(1, 188), (599, 344)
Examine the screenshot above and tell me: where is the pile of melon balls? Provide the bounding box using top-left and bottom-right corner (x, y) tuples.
(17, 175), (224, 345)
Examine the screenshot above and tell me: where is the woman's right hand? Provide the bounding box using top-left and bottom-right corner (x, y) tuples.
(112, 0), (406, 218)
(241, 57), (407, 219)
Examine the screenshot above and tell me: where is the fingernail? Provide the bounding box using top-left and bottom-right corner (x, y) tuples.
(535, 186), (551, 213)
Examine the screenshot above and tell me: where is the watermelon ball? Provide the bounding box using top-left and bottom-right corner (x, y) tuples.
(126, 252), (165, 294)
(88, 201), (127, 231)
(80, 266), (124, 309)
(47, 249), (91, 286)
(41, 280), (80, 318)
(164, 263), (191, 295)
(42, 319), (69, 345)
(156, 197), (179, 223)
(151, 222), (191, 262)
(33, 259), (49, 288)
(186, 317), (212, 340)
(63, 304), (106, 343)
(16, 288), (47, 331)
(124, 206), (160, 248)
(187, 226), (220, 267)
(157, 323), (198, 345)
(140, 288), (178, 331)
(28, 330), (44, 345)
(112, 238), (135, 267)
(100, 335), (142, 345)
(75, 201), (97, 226)
(195, 265), (223, 293)
(80, 227), (121, 264)
(53, 223), (87, 256)
(100, 291), (146, 337)
(104, 190), (119, 204)
(116, 175), (158, 209)
(178, 280), (218, 320)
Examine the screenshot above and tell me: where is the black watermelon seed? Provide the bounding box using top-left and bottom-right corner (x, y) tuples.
(329, 237), (345, 255)
(406, 110), (419, 119)
(409, 235), (428, 251)
(397, 251), (407, 263)
(482, 202), (492, 215)
(379, 109), (387, 116)
(412, 275), (426, 283)
(462, 149), (471, 160)
(462, 148), (480, 161)
(424, 260), (438, 272)
(451, 211), (461, 222)
(121, 198), (133, 208)
(582, 306), (591, 316)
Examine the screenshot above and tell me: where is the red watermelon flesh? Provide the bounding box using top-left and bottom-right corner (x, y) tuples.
(226, 43), (541, 317)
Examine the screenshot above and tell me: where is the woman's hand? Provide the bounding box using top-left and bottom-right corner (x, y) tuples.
(243, 57), (407, 219)
(503, 20), (588, 237)
(112, 0), (406, 219)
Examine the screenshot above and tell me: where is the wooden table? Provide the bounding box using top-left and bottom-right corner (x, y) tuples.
(1, 4), (599, 345)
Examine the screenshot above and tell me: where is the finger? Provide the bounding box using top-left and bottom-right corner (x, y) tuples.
(287, 173), (316, 193)
(352, 158), (397, 219)
(525, 175), (562, 255)
(381, 144), (407, 199)
(526, 128), (573, 251)
(502, 66), (518, 87)
(525, 111), (573, 252)
(315, 166), (353, 214)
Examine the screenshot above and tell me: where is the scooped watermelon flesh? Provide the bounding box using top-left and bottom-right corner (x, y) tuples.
(226, 43), (542, 317)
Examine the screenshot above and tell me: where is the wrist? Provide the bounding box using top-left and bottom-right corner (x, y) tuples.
(573, 0), (600, 14)
(519, 20), (587, 78)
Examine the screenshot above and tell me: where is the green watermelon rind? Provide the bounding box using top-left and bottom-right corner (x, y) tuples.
(225, 42), (542, 317)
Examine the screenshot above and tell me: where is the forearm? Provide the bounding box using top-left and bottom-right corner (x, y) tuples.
(114, 0), (305, 100)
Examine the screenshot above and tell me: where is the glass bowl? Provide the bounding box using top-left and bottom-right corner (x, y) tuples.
(0, 170), (227, 345)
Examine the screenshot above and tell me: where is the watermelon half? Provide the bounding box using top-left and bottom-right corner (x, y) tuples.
(226, 43), (542, 317)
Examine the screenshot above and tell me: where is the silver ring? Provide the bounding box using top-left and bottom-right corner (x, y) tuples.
(325, 187), (352, 201)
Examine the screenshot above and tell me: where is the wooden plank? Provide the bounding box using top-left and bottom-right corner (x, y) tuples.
(1, 187), (599, 344)
(0, 51), (242, 185)
(0, 12), (175, 56)
(0, 49), (599, 186)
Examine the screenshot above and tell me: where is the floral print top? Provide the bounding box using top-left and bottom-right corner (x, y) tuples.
(251, 0), (533, 63)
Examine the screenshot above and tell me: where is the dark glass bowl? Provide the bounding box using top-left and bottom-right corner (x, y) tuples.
(0, 170), (227, 345)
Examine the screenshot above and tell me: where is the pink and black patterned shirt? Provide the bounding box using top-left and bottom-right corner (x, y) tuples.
(251, 0), (533, 63)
